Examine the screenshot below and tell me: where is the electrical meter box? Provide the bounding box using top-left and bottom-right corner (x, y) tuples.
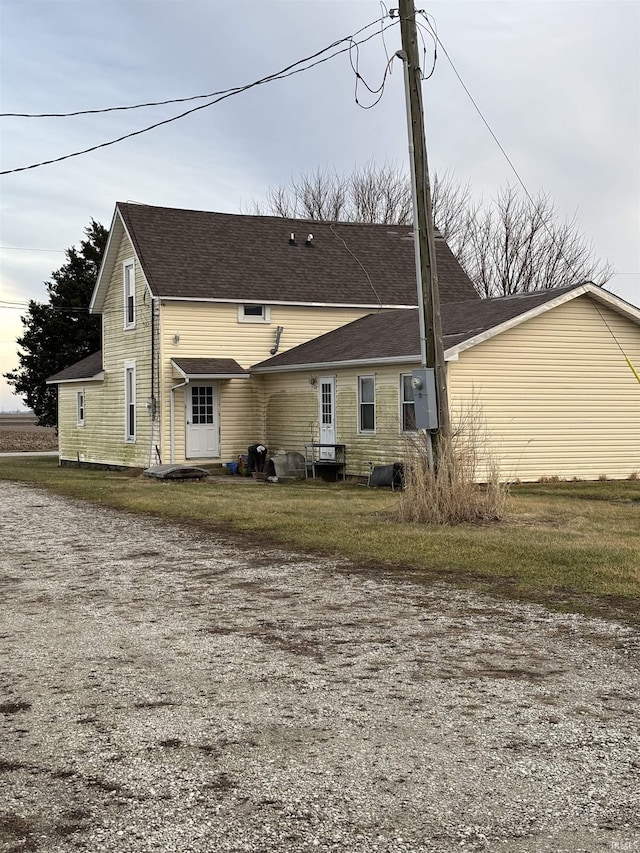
(411, 368), (438, 431)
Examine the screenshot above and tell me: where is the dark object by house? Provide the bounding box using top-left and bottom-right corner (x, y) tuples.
(368, 463), (404, 490)
(248, 444), (268, 474)
(144, 464), (209, 480)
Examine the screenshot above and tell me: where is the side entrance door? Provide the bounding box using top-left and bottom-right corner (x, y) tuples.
(318, 376), (336, 460)
(186, 384), (220, 458)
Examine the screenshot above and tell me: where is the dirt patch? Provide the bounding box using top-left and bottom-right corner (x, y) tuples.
(0, 415), (58, 452)
(0, 481), (638, 853)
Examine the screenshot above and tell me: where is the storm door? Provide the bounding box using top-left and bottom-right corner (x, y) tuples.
(318, 377), (336, 460)
(186, 384), (219, 458)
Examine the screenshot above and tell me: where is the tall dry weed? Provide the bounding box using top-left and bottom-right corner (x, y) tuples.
(398, 399), (507, 525)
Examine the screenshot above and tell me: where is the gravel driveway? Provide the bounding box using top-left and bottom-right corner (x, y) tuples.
(1, 481), (638, 853)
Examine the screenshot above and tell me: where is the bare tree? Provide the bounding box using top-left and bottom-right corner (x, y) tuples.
(254, 162), (412, 225)
(430, 169), (477, 246)
(254, 166), (612, 296)
(462, 186), (613, 297)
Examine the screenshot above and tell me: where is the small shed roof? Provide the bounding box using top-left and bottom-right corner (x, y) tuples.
(171, 358), (250, 379)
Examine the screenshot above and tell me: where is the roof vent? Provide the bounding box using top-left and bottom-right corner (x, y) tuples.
(305, 233), (314, 247)
(289, 232), (297, 246)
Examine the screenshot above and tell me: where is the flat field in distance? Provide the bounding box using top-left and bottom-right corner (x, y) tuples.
(0, 413), (57, 452)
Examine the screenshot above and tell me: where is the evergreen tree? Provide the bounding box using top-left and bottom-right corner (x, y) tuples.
(4, 219), (107, 426)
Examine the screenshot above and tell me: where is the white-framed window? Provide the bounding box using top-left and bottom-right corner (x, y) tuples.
(400, 373), (416, 432)
(238, 304), (270, 323)
(358, 375), (376, 433)
(123, 259), (135, 329)
(76, 390), (85, 427)
(125, 362), (136, 442)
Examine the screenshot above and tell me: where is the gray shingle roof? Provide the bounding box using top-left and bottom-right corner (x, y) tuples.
(47, 351), (103, 383)
(117, 202), (478, 306)
(172, 358), (249, 378)
(252, 285), (590, 370)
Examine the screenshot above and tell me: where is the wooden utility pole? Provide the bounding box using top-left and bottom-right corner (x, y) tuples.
(398, 0), (450, 438)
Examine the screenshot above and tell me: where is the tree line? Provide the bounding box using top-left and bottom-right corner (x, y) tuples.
(5, 166), (610, 425)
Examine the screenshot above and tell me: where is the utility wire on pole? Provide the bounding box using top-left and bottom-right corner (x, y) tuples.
(397, 0), (450, 444)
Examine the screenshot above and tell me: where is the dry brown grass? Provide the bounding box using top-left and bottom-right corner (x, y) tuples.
(398, 401), (507, 525)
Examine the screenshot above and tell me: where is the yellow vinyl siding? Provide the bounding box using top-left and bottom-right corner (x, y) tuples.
(159, 302), (370, 463)
(261, 366), (414, 476)
(260, 295), (640, 481)
(448, 297), (640, 481)
(159, 302), (369, 368)
(336, 368), (411, 474)
(57, 383), (103, 462)
(59, 231), (155, 467)
(261, 372), (319, 455)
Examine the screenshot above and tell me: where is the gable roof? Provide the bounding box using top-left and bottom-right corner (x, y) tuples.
(91, 202), (478, 313)
(252, 283), (640, 372)
(46, 351), (104, 384)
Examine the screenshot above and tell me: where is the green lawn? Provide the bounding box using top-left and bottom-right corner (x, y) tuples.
(1, 457), (638, 624)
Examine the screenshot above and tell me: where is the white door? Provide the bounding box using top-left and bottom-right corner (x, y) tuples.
(318, 377), (336, 460)
(186, 384), (219, 458)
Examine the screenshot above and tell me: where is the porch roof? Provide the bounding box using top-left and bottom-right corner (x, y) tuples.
(171, 358), (250, 380)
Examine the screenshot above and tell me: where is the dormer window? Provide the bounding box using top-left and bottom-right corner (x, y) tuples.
(123, 260), (135, 329)
(238, 304), (270, 323)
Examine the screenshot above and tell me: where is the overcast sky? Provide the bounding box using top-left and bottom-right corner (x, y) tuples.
(1, 0), (639, 410)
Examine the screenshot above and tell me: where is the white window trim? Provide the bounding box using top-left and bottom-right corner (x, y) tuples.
(125, 361), (136, 442)
(237, 304), (270, 324)
(358, 375), (376, 435)
(123, 259), (136, 330)
(76, 390), (85, 427)
(400, 373), (417, 434)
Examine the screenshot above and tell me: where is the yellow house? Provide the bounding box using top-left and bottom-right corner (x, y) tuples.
(47, 202), (477, 469)
(252, 284), (640, 481)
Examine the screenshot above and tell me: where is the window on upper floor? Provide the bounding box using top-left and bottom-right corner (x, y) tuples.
(77, 390), (85, 427)
(358, 375), (376, 433)
(400, 373), (416, 432)
(238, 304), (270, 323)
(124, 260), (135, 329)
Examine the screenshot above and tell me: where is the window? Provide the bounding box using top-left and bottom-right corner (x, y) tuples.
(358, 376), (376, 433)
(125, 363), (136, 442)
(76, 390), (85, 427)
(400, 373), (416, 432)
(124, 260), (135, 329)
(191, 386), (214, 425)
(238, 304), (270, 323)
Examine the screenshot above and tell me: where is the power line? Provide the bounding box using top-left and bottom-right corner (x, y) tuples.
(0, 299), (90, 312)
(0, 18), (398, 176)
(1, 86), (251, 120)
(2, 17), (388, 120)
(417, 13), (614, 291)
(0, 246), (65, 253)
